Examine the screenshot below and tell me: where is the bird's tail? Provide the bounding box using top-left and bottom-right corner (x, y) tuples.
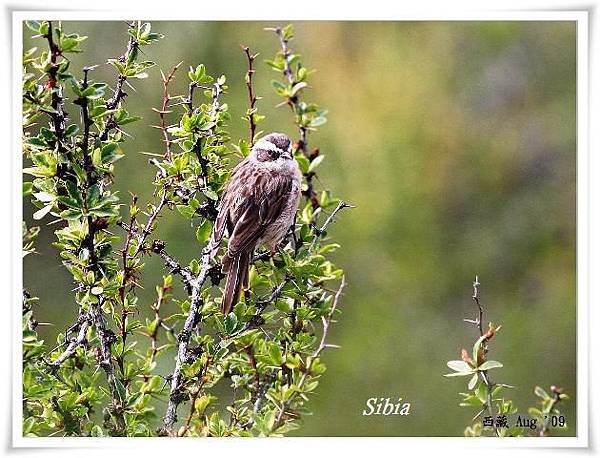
(221, 250), (251, 314)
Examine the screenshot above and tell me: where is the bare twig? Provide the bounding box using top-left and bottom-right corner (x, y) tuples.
(48, 315), (91, 367)
(153, 62), (182, 160)
(150, 240), (194, 294)
(309, 201), (353, 253)
(242, 46), (259, 145)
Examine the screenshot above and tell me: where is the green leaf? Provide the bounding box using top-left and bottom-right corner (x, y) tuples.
(101, 143), (124, 164)
(282, 24), (294, 40)
(447, 360), (471, 372)
(32, 204), (53, 220)
(472, 334), (487, 364)
(114, 378), (126, 403)
(294, 153), (310, 175)
(534, 386), (549, 399)
(196, 220), (212, 243)
(65, 180), (84, 207)
(478, 360), (503, 371)
(271, 80), (287, 96)
(444, 371), (474, 377)
(307, 154), (325, 173)
(468, 373), (478, 390)
(204, 189), (218, 201)
(290, 82), (307, 96)
(23, 182), (33, 196)
(25, 21), (42, 33)
(64, 124), (80, 137)
(268, 343), (284, 366)
(224, 313), (238, 334)
(475, 382), (488, 403)
(86, 184), (101, 208)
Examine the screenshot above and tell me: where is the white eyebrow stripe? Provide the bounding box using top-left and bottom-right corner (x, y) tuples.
(254, 140), (281, 153)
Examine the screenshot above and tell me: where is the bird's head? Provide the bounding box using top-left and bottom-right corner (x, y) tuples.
(252, 132), (293, 162)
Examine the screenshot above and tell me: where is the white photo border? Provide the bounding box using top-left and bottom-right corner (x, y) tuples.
(10, 8), (590, 452)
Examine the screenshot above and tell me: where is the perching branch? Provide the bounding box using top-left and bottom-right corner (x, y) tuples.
(162, 247), (214, 434)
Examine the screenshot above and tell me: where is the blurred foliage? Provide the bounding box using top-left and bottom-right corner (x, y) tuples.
(23, 21), (576, 436)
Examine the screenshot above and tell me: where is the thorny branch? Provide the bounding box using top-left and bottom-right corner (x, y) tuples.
(146, 72), (226, 434)
(44, 21), (67, 156)
(242, 46), (259, 145)
(270, 26), (319, 209)
(464, 276), (499, 437)
(40, 22), (136, 435)
(48, 313), (90, 367)
(161, 246), (214, 434)
(99, 27), (137, 142)
(153, 62), (183, 160)
(151, 240), (195, 294)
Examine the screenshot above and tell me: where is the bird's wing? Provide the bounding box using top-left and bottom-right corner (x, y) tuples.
(225, 164), (293, 257)
(213, 160), (246, 245)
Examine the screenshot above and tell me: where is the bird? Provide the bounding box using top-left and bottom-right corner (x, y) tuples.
(211, 132), (301, 314)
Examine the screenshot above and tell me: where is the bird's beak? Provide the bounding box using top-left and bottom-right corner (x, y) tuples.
(282, 151), (292, 160)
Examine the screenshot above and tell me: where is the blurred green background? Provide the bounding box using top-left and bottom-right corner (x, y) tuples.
(23, 21), (576, 436)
